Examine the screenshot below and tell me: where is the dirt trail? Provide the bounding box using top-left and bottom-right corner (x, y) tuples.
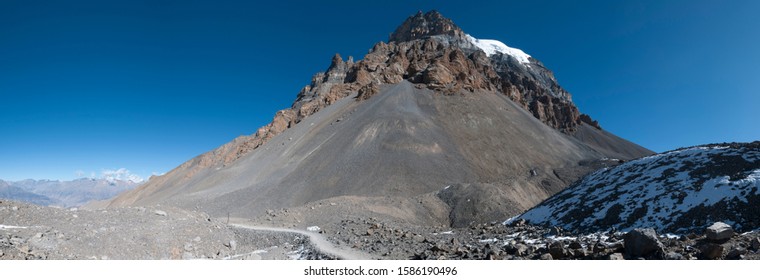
(228, 219), (377, 260)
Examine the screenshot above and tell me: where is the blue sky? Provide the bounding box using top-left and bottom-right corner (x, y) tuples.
(1, 0), (758, 181)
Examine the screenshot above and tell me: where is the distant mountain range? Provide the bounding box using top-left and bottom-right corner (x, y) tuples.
(0, 178), (139, 207)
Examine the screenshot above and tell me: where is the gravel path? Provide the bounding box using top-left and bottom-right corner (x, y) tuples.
(228, 219), (377, 260)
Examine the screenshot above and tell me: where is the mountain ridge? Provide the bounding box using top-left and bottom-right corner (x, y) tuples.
(109, 11), (651, 227)
(1, 178), (138, 207)
(126, 10), (631, 190)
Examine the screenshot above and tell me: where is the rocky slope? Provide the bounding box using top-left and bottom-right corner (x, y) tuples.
(241, 199), (760, 260)
(0, 199), (330, 260)
(519, 142), (760, 234)
(110, 11), (651, 229)
(317, 218), (760, 260)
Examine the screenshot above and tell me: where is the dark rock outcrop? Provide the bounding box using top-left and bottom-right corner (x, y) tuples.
(624, 228), (664, 258)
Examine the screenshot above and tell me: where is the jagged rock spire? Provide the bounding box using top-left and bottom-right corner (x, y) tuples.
(389, 10), (466, 42)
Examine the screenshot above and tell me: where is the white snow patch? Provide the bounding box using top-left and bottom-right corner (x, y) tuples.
(287, 245), (307, 260)
(505, 232), (521, 238)
(479, 238), (499, 243)
(466, 34), (531, 64)
(503, 215), (520, 225)
(0, 224), (27, 230)
(306, 226), (321, 232)
(662, 233), (681, 239)
(547, 236), (577, 242)
(523, 238), (541, 245)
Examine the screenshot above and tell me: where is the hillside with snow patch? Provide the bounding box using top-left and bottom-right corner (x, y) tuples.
(518, 142), (760, 234)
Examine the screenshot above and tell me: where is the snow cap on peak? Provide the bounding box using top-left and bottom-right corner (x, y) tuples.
(466, 34), (531, 64)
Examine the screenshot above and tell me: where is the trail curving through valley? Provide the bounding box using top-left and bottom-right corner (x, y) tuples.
(228, 219), (377, 260)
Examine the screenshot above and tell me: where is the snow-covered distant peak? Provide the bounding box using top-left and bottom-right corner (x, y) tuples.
(101, 168), (144, 184)
(466, 34), (531, 64)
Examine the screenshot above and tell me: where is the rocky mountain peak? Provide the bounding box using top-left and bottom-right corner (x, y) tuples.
(120, 11), (626, 191)
(389, 10), (466, 42)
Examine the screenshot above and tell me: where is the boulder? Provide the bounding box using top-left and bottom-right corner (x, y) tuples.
(726, 246), (747, 260)
(539, 253), (553, 260)
(664, 252), (685, 260)
(624, 228), (663, 258)
(705, 222), (733, 243)
(548, 241), (565, 259)
(751, 237), (760, 251)
(608, 253), (625, 260)
(700, 243), (724, 260)
(514, 244), (529, 256)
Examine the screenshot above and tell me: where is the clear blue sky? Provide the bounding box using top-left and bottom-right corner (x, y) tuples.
(2, 0), (758, 181)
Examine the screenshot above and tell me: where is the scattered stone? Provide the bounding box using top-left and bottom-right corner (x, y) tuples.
(412, 234), (425, 243)
(306, 226), (321, 232)
(184, 242), (193, 252)
(664, 252), (684, 260)
(548, 241), (565, 259)
(726, 246), (747, 259)
(624, 228), (663, 258)
(229, 239), (237, 251)
(514, 244), (529, 256)
(751, 237), (760, 251)
(608, 253), (625, 260)
(571, 249), (587, 258)
(154, 210), (168, 217)
(605, 241), (625, 252)
(539, 253), (553, 260)
(705, 222), (733, 243)
(193, 236), (201, 242)
(700, 243), (724, 260)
